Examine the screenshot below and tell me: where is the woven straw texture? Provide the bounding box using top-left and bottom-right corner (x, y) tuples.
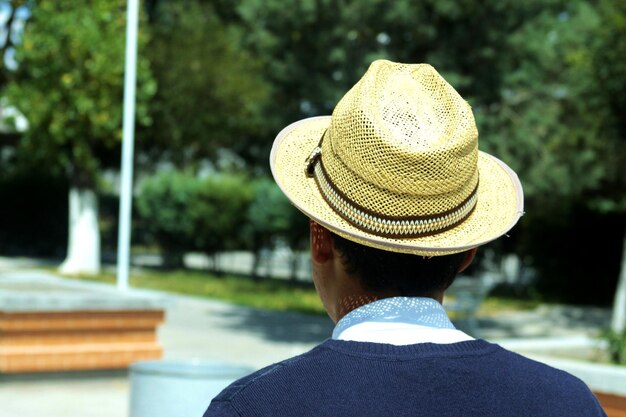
(270, 60), (523, 255)
(325, 63), (478, 218)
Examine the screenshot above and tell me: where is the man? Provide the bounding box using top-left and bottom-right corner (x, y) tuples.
(204, 60), (606, 416)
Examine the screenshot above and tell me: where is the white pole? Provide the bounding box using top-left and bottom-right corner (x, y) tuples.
(117, 0), (139, 291)
(611, 229), (626, 333)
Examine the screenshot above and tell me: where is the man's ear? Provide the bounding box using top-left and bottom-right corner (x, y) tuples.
(458, 248), (478, 273)
(310, 220), (334, 264)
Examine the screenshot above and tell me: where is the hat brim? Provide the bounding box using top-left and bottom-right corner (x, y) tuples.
(270, 116), (524, 256)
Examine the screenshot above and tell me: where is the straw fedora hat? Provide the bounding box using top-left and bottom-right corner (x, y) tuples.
(270, 60), (523, 256)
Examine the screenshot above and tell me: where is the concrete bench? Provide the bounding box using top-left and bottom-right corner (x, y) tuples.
(0, 272), (167, 373)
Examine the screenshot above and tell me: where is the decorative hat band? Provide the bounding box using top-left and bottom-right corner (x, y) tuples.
(305, 141), (479, 238)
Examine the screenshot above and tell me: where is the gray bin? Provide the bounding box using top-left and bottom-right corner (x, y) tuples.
(129, 360), (254, 417)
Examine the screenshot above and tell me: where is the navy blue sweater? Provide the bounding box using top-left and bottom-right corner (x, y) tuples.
(204, 339), (607, 417)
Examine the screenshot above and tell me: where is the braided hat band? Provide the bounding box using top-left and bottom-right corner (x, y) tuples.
(305, 132), (479, 238)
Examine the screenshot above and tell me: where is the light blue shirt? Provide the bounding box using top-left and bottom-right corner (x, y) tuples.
(332, 297), (473, 345)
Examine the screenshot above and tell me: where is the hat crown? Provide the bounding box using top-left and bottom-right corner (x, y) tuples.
(322, 60), (479, 218)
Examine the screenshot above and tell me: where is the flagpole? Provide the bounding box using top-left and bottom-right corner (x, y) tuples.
(117, 0), (139, 291)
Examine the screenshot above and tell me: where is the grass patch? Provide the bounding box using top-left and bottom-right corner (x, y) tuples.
(61, 268), (326, 316)
(479, 296), (540, 316)
(54, 268), (538, 318)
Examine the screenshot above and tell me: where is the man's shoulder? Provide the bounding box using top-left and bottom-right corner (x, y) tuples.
(210, 358), (300, 402)
(488, 345), (606, 412)
(493, 345), (589, 382)
(204, 342), (337, 417)
(209, 342), (330, 404)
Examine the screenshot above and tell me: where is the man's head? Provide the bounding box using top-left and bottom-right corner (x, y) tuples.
(269, 60), (523, 317)
(329, 229), (473, 297)
(309, 220), (476, 321)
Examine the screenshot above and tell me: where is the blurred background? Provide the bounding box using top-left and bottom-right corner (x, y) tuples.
(0, 0), (624, 359)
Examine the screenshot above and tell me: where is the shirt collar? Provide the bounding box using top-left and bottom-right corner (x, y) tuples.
(332, 296), (456, 340)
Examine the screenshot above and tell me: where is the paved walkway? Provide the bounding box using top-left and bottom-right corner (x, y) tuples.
(0, 259), (613, 417)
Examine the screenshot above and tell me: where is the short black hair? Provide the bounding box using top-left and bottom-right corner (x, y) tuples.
(329, 232), (467, 297)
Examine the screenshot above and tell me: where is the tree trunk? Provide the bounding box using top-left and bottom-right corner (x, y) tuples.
(59, 187), (101, 275)
(213, 252), (223, 276)
(251, 249), (261, 281)
(611, 228), (626, 333)
(289, 250), (300, 282)
(161, 247), (185, 270)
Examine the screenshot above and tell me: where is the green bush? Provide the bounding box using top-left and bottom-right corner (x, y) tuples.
(602, 329), (626, 365)
(241, 178), (310, 280)
(136, 170), (254, 268)
(135, 170), (310, 274)
(243, 178), (293, 278)
(136, 171), (202, 267)
(190, 174), (253, 257)
(245, 179), (291, 243)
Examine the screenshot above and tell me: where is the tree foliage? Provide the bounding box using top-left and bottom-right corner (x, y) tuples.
(136, 171), (254, 268)
(191, 173), (253, 256)
(223, 1), (573, 140)
(3, 0), (155, 186)
(244, 178), (296, 278)
(138, 0), (270, 170)
(477, 1), (617, 204)
(135, 171), (201, 267)
(587, 0), (626, 212)
(244, 179), (292, 248)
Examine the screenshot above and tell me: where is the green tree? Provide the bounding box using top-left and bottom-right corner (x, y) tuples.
(477, 1), (605, 202)
(590, 0), (626, 332)
(138, 0), (270, 170)
(2, 0), (155, 273)
(225, 0), (570, 146)
(473, 0), (626, 307)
